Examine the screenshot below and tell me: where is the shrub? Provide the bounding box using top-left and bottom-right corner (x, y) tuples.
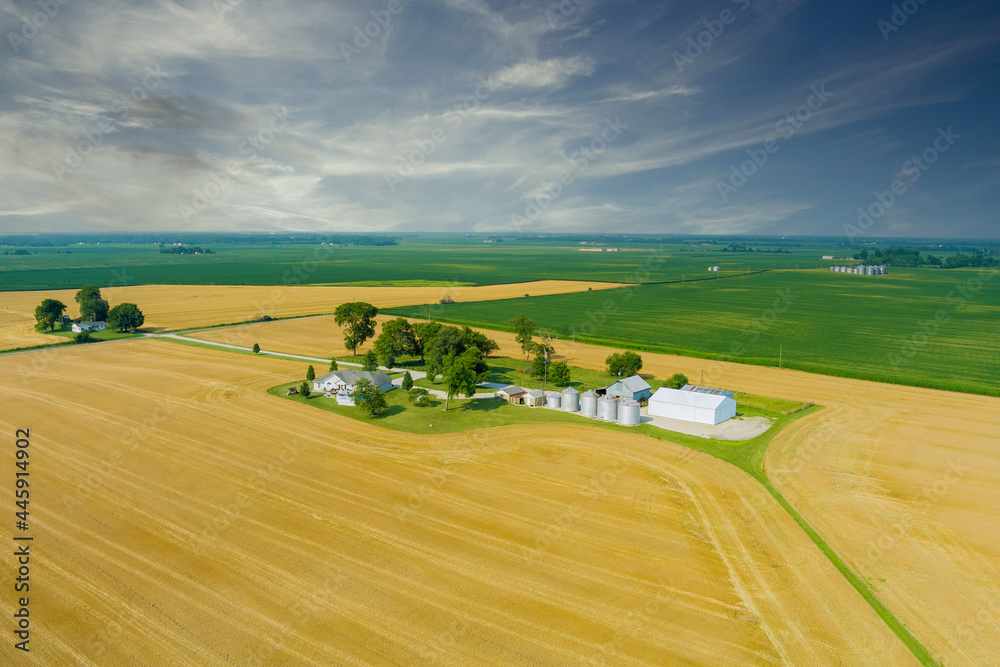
(252, 343), (260, 354)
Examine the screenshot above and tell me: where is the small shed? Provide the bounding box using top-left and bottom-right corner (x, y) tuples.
(606, 375), (652, 402)
(649, 387), (736, 426)
(523, 389), (546, 407)
(496, 385), (527, 404)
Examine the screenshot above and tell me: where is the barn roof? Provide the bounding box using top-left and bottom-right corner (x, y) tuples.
(608, 375), (651, 395)
(497, 385), (527, 397)
(681, 385), (735, 399)
(524, 389), (546, 399)
(649, 387), (734, 409)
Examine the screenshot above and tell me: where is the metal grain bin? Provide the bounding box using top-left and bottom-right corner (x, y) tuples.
(598, 397), (618, 422)
(561, 387), (580, 412)
(580, 390), (598, 417)
(546, 392), (561, 409)
(618, 399), (640, 426)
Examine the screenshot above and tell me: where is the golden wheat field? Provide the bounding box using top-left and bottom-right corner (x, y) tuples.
(203, 314), (1000, 663)
(0, 339), (915, 665)
(0, 281), (621, 351)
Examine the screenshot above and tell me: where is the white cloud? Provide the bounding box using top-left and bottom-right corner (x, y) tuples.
(491, 57), (595, 90)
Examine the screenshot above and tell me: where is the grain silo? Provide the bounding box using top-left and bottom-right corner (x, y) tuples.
(580, 390), (598, 417)
(618, 399), (640, 426)
(546, 392), (561, 409)
(598, 396), (618, 422)
(561, 387), (580, 412)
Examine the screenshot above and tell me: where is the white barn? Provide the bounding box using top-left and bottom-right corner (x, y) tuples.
(648, 387), (736, 425)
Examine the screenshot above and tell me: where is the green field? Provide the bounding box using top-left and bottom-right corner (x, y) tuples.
(0, 239), (843, 290)
(386, 268), (1000, 395)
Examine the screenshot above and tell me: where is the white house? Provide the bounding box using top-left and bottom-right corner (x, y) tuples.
(648, 387), (736, 425)
(606, 375), (652, 401)
(313, 370), (393, 394)
(72, 321), (106, 333)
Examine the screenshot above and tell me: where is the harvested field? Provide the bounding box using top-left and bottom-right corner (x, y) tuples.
(218, 313), (1000, 663)
(0, 340), (910, 665)
(0, 281), (621, 351)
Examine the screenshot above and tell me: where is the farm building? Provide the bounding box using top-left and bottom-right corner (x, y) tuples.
(523, 389), (546, 407)
(496, 385), (527, 404)
(605, 375), (652, 402)
(72, 321), (107, 332)
(708, 265), (720, 272)
(312, 370), (393, 394)
(681, 385), (735, 399)
(648, 387), (736, 425)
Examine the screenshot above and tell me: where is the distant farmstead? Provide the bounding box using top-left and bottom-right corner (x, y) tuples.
(72, 321), (106, 333)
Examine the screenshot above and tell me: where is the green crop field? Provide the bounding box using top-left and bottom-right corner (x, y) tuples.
(0, 238), (845, 290)
(386, 268), (1000, 396)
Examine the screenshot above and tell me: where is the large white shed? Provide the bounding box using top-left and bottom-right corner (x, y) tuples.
(648, 387), (736, 425)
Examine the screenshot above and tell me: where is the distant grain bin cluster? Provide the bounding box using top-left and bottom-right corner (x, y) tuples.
(830, 264), (888, 275)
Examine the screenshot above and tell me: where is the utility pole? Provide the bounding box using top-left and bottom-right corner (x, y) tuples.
(700, 369), (704, 384)
(779, 345), (783, 369)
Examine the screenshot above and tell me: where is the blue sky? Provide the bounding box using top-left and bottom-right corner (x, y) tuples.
(1, 0), (998, 237)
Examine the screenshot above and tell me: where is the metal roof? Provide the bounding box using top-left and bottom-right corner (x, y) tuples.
(497, 385), (527, 396)
(560, 386), (580, 395)
(681, 385), (735, 399)
(315, 370), (392, 386)
(524, 389), (546, 399)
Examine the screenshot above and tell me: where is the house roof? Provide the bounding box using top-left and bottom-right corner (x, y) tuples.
(650, 387), (734, 409)
(315, 369), (392, 387)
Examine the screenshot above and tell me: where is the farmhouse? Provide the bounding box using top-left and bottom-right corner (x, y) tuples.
(312, 369), (393, 394)
(648, 387), (736, 425)
(72, 321), (107, 333)
(605, 375), (652, 402)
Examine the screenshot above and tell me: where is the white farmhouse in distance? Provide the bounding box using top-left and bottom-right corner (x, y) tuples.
(71, 321), (107, 333)
(313, 370), (393, 394)
(648, 387), (736, 425)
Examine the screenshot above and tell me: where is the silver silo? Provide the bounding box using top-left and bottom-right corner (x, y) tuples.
(580, 390), (598, 417)
(617, 399), (640, 426)
(598, 396), (618, 422)
(546, 392), (561, 409)
(561, 387), (580, 412)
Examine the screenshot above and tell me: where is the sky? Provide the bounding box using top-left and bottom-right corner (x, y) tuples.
(1, 0), (998, 238)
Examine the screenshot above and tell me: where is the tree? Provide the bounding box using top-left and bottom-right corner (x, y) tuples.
(442, 349), (478, 411)
(530, 342), (554, 381)
(606, 351), (642, 377)
(424, 325), (497, 378)
(252, 343), (260, 354)
(299, 381), (311, 398)
(362, 349), (379, 371)
(74, 284), (109, 322)
(34, 299), (67, 332)
(549, 361), (571, 386)
(664, 372), (688, 389)
(334, 301), (378, 355)
(107, 302), (144, 332)
(329, 358), (338, 371)
(354, 378), (388, 417)
(509, 314), (536, 360)
(412, 321), (442, 362)
(373, 318), (417, 368)
(402, 371), (414, 391)
(306, 365), (315, 382)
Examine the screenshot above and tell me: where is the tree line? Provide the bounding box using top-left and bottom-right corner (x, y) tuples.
(34, 285), (144, 338)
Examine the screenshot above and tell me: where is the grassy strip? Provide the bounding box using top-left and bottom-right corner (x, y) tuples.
(0, 340), (73, 355)
(756, 475), (940, 666)
(384, 313), (1000, 398)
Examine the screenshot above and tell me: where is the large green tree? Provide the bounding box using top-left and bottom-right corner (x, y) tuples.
(354, 378), (388, 417)
(424, 325), (496, 380)
(333, 301), (378, 355)
(74, 284), (109, 322)
(442, 348), (479, 411)
(107, 302), (145, 332)
(412, 321), (442, 362)
(606, 351), (643, 378)
(548, 361), (571, 386)
(373, 318), (418, 368)
(34, 299), (67, 332)
(509, 314), (536, 360)
(664, 372), (689, 389)
(362, 350), (379, 371)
